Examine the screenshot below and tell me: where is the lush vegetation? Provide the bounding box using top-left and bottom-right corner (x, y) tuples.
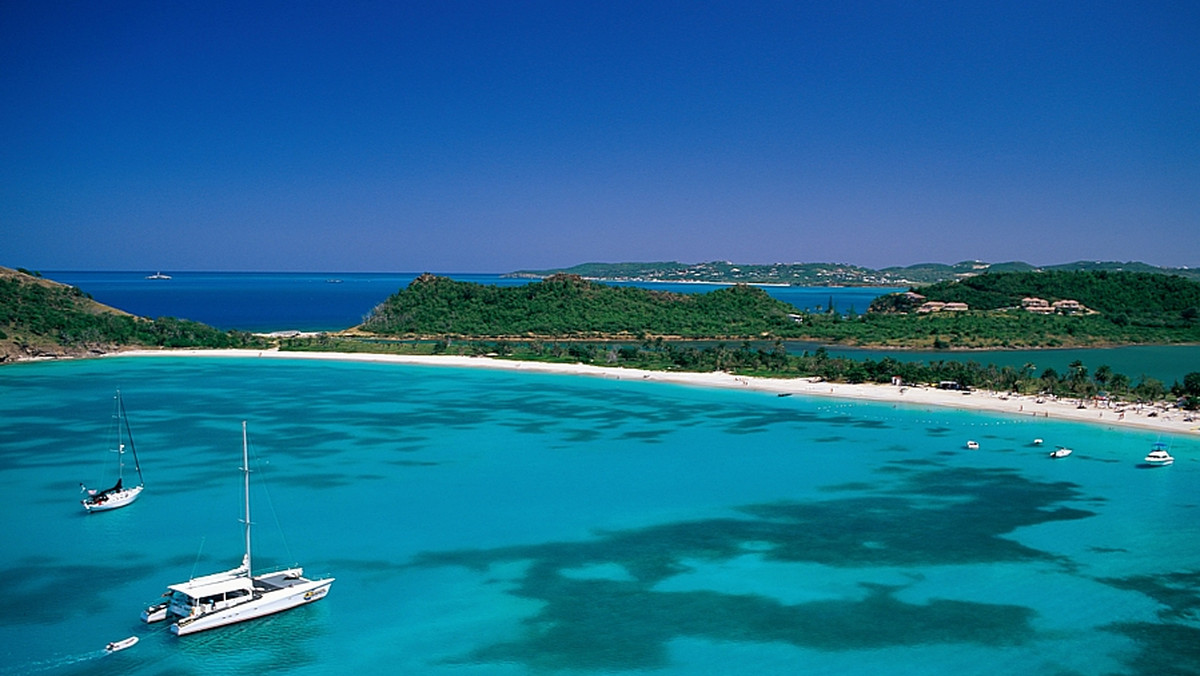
(360, 273), (805, 337)
(861, 271), (1200, 347)
(0, 268), (264, 360)
(911, 270), (1200, 317)
(359, 271), (1200, 348)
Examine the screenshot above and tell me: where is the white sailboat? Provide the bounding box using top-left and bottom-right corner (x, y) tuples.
(81, 390), (145, 512)
(141, 421), (334, 635)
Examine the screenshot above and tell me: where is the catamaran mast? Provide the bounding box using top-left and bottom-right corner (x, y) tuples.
(241, 421), (252, 578)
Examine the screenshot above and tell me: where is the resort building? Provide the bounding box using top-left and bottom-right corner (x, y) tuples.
(1021, 297), (1088, 314)
(1052, 299), (1083, 313)
(917, 301), (969, 313)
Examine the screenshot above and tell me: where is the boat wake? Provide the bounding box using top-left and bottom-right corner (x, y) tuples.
(0, 649), (108, 676)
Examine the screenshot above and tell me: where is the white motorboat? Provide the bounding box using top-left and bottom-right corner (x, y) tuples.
(105, 636), (138, 653)
(1049, 446), (1072, 458)
(81, 390), (145, 513)
(1145, 442), (1174, 466)
(1032, 438), (1044, 446)
(142, 422), (333, 636)
(966, 440), (980, 450)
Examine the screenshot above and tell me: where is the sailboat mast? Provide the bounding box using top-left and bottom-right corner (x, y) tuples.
(117, 390), (145, 487)
(114, 390), (124, 483)
(242, 421), (252, 578)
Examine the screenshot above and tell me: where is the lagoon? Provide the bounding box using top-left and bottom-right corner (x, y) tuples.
(802, 343), (1200, 387)
(1, 355), (1197, 674)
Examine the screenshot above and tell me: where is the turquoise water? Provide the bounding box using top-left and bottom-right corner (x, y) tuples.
(1, 356), (1198, 675)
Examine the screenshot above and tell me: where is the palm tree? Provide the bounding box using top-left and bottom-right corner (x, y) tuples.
(1067, 360), (1089, 397)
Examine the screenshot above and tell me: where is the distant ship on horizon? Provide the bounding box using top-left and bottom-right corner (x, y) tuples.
(145, 272), (172, 280)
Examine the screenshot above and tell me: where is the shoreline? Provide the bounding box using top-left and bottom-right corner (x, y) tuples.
(109, 348), (1200, 439)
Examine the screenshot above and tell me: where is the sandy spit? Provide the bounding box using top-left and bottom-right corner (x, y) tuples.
(110, 348), (1200, 438)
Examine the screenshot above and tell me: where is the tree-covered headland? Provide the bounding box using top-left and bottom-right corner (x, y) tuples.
(0, 266), (265, 362)
(286, 270), (1200, 407)
(357, 273), (804, 338)
(355, 270), (1200, 348)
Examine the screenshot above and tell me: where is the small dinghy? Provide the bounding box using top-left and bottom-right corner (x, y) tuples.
(966, 440), (979, 450)
(1049, 446), (1072, 459)
(105, 636), (138, 653)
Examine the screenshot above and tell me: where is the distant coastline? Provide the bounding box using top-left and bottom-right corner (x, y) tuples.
(505, 259), (1200, 286)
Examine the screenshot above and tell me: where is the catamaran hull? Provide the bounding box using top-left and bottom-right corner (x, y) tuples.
(83, 485), (144, 512)
(170, 578), (334, 636)
(141, 602), (169, 623)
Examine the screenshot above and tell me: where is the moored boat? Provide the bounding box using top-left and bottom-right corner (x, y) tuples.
(966, 440), (979, 450)
(1049, 446), (1072, 458)
(1145, 442), (1174, 466)
(142, 421), (333, 635)
(81, 390), (145, 513)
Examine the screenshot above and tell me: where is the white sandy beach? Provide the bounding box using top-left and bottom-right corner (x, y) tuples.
(112, 348), (1200, 438)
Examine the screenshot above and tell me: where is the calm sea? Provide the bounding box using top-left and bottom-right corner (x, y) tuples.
(1, 355), (1197, 675)
(39, 271), (897, 333)
(37, 271), (1200, 383)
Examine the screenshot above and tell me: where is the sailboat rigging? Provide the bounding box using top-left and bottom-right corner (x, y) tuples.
(141, 421), (334, 635)
(81, 390), (145, 512)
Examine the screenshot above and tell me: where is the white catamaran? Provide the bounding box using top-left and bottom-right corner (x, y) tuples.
(142, 421), (334, 635)
(81, 390), (145, 513)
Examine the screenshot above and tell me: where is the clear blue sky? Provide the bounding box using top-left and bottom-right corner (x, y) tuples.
(3, 1), (1197, 272)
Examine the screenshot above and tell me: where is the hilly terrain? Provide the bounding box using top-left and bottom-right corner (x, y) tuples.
(353, 270), (1200, 349)
(358, 273), (803, 338)
(0, 266), (263, 363)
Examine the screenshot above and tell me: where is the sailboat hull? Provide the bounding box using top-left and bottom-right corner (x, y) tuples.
(170, 576), (334, 636)
(82, 485), (143, 512)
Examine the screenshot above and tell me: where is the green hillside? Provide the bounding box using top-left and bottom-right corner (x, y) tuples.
(359, 273), (804, 338)
(0, 266), (264, 363)
(355, 270), (1200, 349)
(912, 270), (1200, 320)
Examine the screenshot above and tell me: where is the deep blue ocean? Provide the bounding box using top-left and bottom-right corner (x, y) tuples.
(1, 355), (1198, 675)
(38, 271), (1200, 385)
(38, 271), (897, 333)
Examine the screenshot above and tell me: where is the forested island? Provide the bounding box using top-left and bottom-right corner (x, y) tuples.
(351, 270), (1200, 349)
(0, 266), (264, 362)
